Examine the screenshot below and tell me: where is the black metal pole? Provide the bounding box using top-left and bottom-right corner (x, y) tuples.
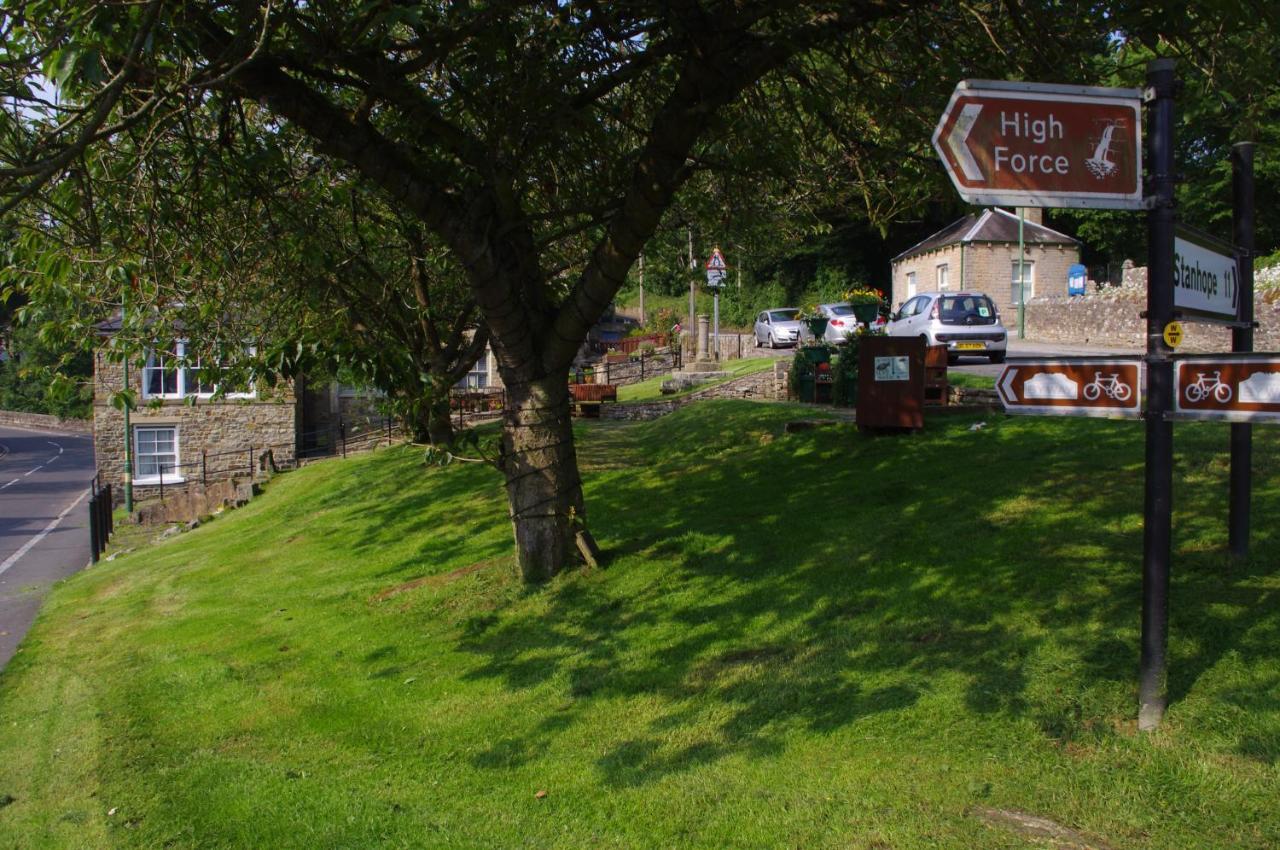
(340, 423), (347, 458)
(1140, 57), (1177, 732)
(1229, 142), (1255, 559)
(89, 495), (100, 563)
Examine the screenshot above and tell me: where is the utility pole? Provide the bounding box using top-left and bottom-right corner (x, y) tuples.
(638, 252), (646, 326)
(687, 225), (696, 349)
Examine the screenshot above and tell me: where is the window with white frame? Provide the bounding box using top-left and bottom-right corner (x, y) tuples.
(936, 263), (950, 290)
(905, 271), (917, 299)
(141, 342), (257, 399)
(134, 425), (181, 483)
(1010, 260), (1035, 305)
(458, 356), (489, 389)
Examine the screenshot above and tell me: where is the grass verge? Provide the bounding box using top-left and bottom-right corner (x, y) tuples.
(1, 402), (1279, 848)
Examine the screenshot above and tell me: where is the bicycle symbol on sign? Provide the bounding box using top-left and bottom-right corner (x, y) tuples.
(1083, 372), (1132, 402)
(1184, 370), (1233, 404)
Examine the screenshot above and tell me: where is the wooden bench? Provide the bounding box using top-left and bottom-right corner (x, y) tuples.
(569, 383), (618, 417)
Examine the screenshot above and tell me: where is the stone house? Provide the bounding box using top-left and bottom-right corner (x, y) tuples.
(92, 325), (503, 493)
(891, 208), (1081, 318)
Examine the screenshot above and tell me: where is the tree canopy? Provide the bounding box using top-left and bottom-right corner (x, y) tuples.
(2, 1), (1274, 579)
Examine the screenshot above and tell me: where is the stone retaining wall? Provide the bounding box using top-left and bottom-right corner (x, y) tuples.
(0, 409), (92, 433)
(1025, 264), (1280, 351)
(602, 365), (784, 421)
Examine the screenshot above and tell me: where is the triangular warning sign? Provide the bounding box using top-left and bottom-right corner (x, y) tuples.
(705, 247), (727, 271)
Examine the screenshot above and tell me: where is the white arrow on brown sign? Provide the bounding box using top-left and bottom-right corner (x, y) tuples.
(997, 358), (1143, 418)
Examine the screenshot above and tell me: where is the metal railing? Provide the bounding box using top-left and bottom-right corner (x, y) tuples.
(88, 473), (114, 563)
(571, 347), (681, 388)
(129, 417), (403, 502)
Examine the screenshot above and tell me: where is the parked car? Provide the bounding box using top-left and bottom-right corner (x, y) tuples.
(753, 308), (804, 348)
(814, 302), (865, 344)
(884, 291), (1008, 364)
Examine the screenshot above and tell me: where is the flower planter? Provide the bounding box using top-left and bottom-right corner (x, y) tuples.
(803, 317), (829, 339)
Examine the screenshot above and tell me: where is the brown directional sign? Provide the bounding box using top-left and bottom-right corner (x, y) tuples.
(933, 80), (1143, 209)
(997, 358), (1143, 418)
(1175, 356), (1280, 423)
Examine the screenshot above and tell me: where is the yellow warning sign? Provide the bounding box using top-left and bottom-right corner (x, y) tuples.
(1163, 321), (1184, 349)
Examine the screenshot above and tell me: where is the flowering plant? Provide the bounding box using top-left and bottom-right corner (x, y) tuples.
(844, 286), (883, 305)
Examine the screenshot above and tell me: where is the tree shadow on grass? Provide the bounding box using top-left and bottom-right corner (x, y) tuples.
(455, 404), (1256, 787)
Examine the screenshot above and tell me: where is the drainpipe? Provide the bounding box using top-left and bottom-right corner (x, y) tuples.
(1017, 210), (1026, 340)
(122, 283), (133, 512)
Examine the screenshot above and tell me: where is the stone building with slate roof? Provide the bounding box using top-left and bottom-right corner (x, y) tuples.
(890, 208), (1081, 318)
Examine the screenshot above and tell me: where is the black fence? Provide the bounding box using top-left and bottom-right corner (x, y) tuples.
(571, 347), (682, 388)
(88, 474), (114, 563)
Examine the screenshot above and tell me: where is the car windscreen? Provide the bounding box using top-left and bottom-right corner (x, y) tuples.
(826, 305), (856, 316)
(769, 310), (799, 322)
(938, 295), (997, 325)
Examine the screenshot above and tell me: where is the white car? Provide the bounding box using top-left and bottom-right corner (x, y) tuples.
(884, 291), (1008, 364)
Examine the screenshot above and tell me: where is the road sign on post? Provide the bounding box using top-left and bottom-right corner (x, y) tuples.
(933, 80), (1143, 209)
(997, 358), (1143, 418)
(1175, 356), (1280, 423)
(1174, 226), (1240, 322)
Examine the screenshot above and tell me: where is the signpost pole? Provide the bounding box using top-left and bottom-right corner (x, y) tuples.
(1229, 142), (1255, 559)
(713, 287), (720, 362)
(1139, 58), (1177, 732)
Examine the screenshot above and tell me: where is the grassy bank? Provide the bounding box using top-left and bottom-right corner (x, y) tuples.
(617, 356), (777, 402)
(2, 403), (1279, 848)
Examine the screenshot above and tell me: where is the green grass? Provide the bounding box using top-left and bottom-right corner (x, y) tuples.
(617, 356), (776, 402)
(947, 371), (997, 389)
(3, 403), (1280, 848)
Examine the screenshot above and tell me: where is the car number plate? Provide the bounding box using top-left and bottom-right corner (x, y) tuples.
(955, 342), (984, 351)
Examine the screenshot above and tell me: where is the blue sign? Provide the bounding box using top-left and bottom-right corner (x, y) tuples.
(1068, 263), (1087, 296)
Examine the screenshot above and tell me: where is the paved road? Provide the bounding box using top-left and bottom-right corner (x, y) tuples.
(0, 425), (97, 671)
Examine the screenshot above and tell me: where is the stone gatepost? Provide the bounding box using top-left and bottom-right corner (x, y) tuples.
(696, 314), (711, 361)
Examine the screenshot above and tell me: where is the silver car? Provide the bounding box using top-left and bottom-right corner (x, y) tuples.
(815, 302), (863, 344)
(753, 308), (803, 348)
(884, 291), (1008, 364)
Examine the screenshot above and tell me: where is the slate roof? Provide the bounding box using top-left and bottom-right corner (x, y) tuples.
(893, 208), (1078, 262)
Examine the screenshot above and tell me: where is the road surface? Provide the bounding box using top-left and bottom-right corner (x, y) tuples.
(0, 424), (97, 671)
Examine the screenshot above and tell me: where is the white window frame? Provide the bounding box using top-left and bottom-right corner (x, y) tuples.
(905, 271), (917, 299)
(141, 341), (257, 400)
(458, 355), (489, 390)
(1011, 260), (1036, 305)
(133, 425), (183, 484)
(936, 263), (949, 291)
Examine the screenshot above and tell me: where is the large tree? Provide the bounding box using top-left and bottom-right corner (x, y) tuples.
(0, 1), (1239, 580)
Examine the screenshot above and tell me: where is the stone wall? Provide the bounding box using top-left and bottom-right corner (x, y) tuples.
(0, 409), (91, 433)
(93, 350), (299, 491)
(1024, 263), (1280, 351)
(601, 364), (785, 421)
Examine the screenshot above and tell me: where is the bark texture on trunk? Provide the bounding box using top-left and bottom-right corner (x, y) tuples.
(501, 374), (584, 582)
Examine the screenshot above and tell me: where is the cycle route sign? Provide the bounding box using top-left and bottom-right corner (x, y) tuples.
(1175, 355), (1280, 423)
(997, 358), (1143, 418)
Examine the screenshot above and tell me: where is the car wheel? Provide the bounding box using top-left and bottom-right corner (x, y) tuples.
(754, 333), (761, 348)
(767, 333), (776, 349)
(989, 351), (1006, 364)
(947, 354), (960, 367)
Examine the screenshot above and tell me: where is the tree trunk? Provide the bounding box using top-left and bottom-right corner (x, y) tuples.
(414, 393), (454, 446)
(500, 373), (584, 582)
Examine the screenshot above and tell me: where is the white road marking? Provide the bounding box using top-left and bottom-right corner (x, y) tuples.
(0, 488), (90, 578)
(25, 466), (43, 476)
(1, 480), (17, 489)
(46, 442), (63, 453)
